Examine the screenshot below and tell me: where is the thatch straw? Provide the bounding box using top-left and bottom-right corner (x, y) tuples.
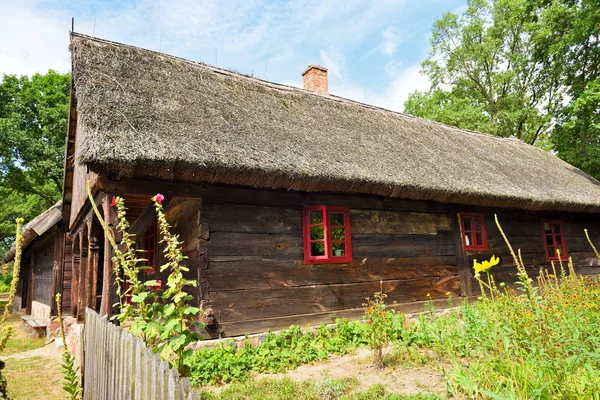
(2, 202), (62, 263)
(70, 33), (600, 213)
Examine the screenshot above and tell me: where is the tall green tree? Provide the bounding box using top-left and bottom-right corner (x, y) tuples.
(537, 0), (600, 177)
(405, 0), (599, 165)
(0, 70), (70, 256)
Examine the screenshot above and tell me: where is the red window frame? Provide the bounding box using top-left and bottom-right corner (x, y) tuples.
(542, 220), (568, 262)
(303, 205), (352, 264)
(143, 220), (158, 274)
(460, 212), (488, 251)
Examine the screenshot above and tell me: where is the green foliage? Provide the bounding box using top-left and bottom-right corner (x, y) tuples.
(88, 187), (202, 376)
(60, 350), (82, 400)
(152, 194), (203, 375)
(404, 0), (600, 169)
(189, 320), (369, 386)
(405, 0), (562, 145)
(533, 0), (600, 177)
(553, 77), (600, 178)
(199, 377), (442, 400)
(0, 71), (70, 257)
(363, 292), (397, 368)
(56, 293), (82, 400)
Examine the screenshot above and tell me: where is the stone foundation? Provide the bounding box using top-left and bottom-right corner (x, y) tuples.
(31, 301), (51, 326)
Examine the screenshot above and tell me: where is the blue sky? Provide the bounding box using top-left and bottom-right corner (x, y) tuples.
(0, 0), (465, 111)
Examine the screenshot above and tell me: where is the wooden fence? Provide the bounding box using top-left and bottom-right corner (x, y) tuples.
(83, 308), (200, 400)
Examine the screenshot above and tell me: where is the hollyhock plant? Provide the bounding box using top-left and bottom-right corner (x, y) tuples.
(155, 193), (164, 205)
(110, 196), (117, 207)
(151, 280), (162, 290)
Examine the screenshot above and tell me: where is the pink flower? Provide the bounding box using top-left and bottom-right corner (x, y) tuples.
(110, 196), (117, 207)
(155, 193), (165, 205)
(151, 280), (162, 290)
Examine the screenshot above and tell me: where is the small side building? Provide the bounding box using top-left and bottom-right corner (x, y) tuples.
(3, 202), (64, 332)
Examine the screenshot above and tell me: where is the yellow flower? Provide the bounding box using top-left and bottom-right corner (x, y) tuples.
(426, 293), (431, 297)
(473, 255), (500, 273)
(446, 292), (451, 296)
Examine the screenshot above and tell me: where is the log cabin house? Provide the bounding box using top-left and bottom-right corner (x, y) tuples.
(8, 32), (600, 337)
(3, 202), (63, 334)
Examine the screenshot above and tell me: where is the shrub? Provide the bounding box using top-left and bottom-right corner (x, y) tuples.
(189, 321), (370, 386)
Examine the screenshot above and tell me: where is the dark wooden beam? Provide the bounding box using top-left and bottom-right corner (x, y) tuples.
(452, 212), (473, 297)
(100, 194), (115, 317)
(128, 198), (170, 238)
(50, 225), (65, 317)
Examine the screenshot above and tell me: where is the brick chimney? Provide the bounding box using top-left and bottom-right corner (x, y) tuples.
(302, 65), (328, 94)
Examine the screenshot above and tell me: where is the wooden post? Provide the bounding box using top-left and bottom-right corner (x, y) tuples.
(78, 228), (88, 321)
(71, 234), (80, 316)
(452, 212), (473, 297)
(89, 231), (100, 311)
(100, 194), (114, 317)
(50, 225), (65, 316)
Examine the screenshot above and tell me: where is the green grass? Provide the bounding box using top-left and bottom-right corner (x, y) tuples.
(1, 313), (46, 356)
(4, 355), (63, 400)
(197, 377), (443, 400)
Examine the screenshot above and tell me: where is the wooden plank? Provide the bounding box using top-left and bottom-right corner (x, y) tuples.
(134, 339), (142, 400)
(205, 203), (301, 234)
(97, 177), (458, 213)
(51, 227), (65, 316)
(206, 260), (458, 291)
(350, 210), (452, 234)
(220, 296), (463, 337)
(210, 276), (460, 322)
(452, 213), (473, 297)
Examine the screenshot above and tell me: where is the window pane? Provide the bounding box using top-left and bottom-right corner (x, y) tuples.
(474, 218), (482, 231)
(546, 235), (554, 246)
(332, 242), (345, 256)
(465, 232), (472, 247)
(547, 246), (555, 258)
(311, 241), (325, 256)
(310, 225), (324, 240)
(475, 232), (483, 246)
(553, 224), (561, 234)
(310, 210), (323, 224)
(554, 235), (562, 246)
(331, 227), (345, 242)
(330, 213), (344, 226)
(544, 222), (552, 234)
(463, 218), (471, 231)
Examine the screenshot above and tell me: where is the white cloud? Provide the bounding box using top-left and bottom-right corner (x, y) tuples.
(0, 0), (433, 114)
(319, 50), (343, 80)
(375, 64), (431, 111)
(0, 0), (72, 76)
(378, 27), (406, 56)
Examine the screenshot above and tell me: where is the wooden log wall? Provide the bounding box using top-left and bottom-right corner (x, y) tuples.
(31, 232), (55, 309)
(95, 179), (600, 337)
(149, 189), (459, 337)
(62, 234), (74, 315)
(464, 209), (600, 293)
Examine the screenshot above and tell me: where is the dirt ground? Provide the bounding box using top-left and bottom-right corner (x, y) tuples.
(207, 347), (457, 398)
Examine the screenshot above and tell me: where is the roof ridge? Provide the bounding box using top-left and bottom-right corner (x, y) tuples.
(70, 32), (527, 146)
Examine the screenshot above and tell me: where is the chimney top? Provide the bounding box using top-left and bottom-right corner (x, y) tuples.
(302, 65), (328, 94)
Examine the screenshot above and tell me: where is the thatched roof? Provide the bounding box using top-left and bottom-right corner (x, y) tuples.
(3, 202), (62, 263)
(70, 33), (600, 213)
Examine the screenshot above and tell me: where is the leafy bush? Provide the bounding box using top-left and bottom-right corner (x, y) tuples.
(189, 321), (370, 386)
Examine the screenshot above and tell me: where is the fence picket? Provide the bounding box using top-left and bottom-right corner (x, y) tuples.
(82, 309), (199, 399)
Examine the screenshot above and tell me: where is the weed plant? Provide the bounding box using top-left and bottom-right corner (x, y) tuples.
(188, 320), (369, 385)
(189, 214), (600, 399)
